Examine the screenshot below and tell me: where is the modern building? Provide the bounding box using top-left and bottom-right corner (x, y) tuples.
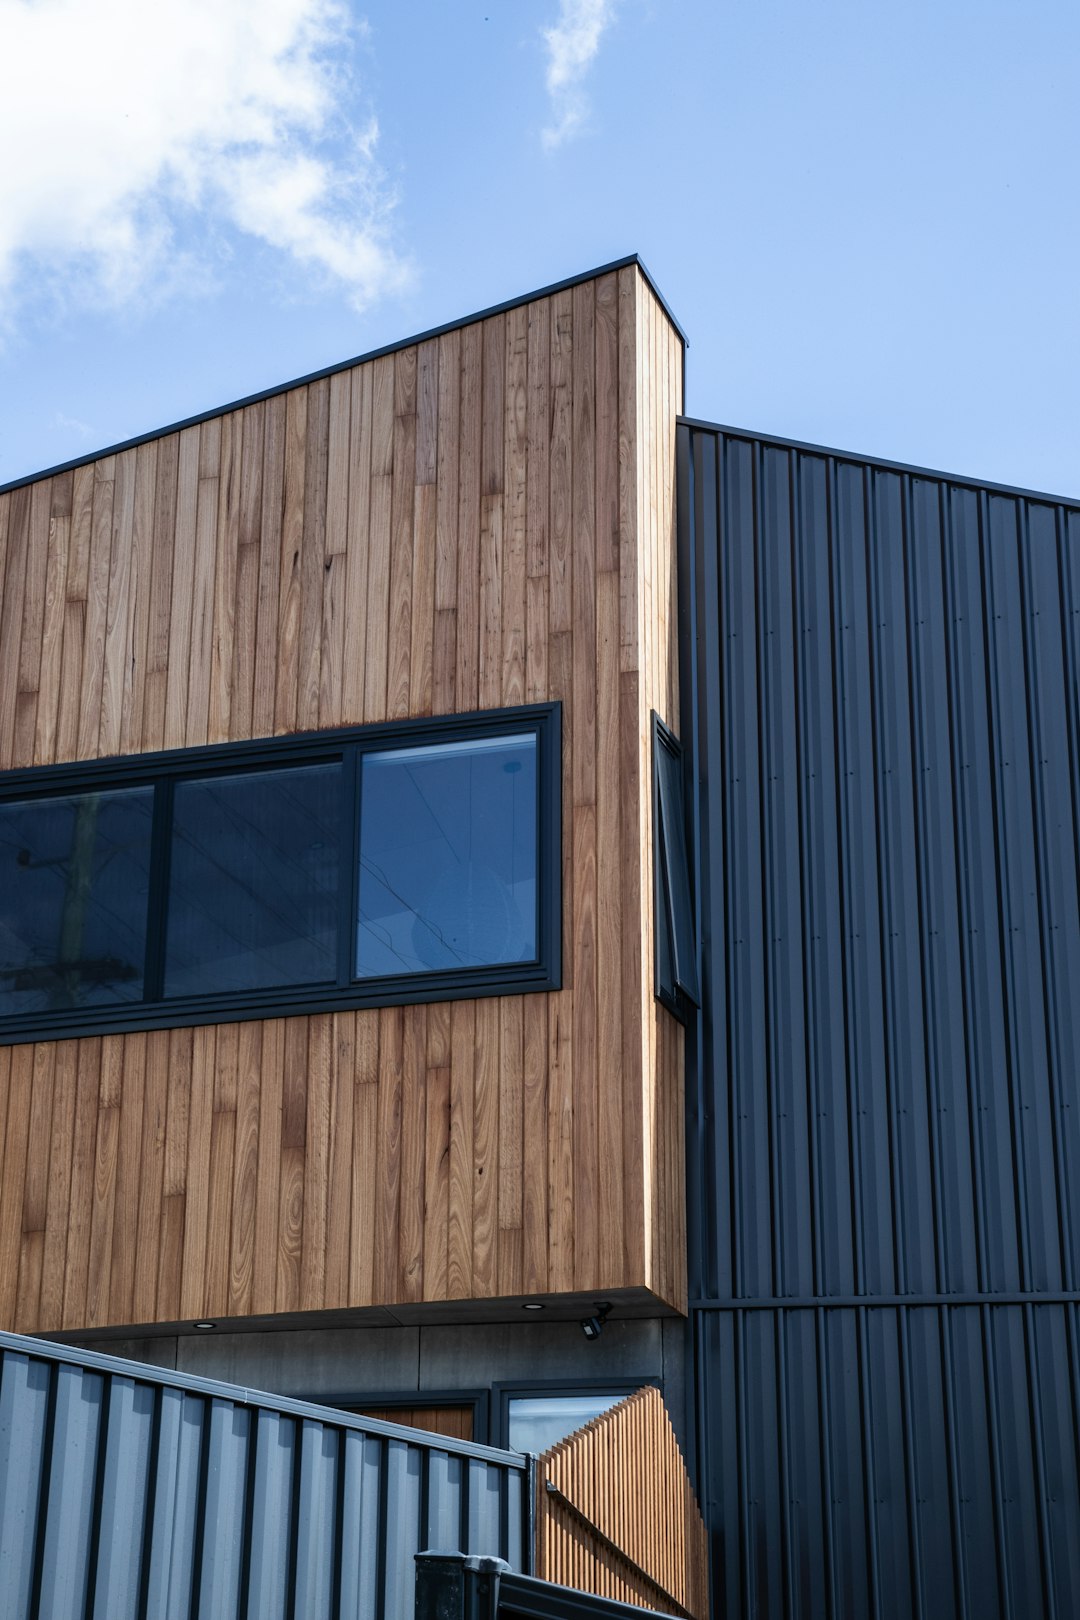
(0, 255), (1077, 1618)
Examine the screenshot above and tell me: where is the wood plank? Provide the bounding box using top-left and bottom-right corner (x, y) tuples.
(363, 355), (394, 723)
(132, 1028), (168, 1323)
(208, 410), (241, 742)
(0, 1049), (40, 1331)
(273, 387), (307, 733)
(118, 443), (157, 755)
(230, 402), (266, 740)
(595, 272), (620, 576)
(410, 481), (436, 715)
(0, 482), (33, 767)
(324, 1012), (355, 1309)
(253, 395), (285, 738)
(619, 667), (646, 1283)
(423, 1003), (451, 1300)
(185, 419), (221, 746)
(179, 1024), (216, 1318)
(39, 1042), (78, 1330)
(350, 1011), (379, 1306)
(140, 433), (178, 752)
(342, 364), (373, 726)
(434, 329), (461, 613)
(85, 1037), (123, 1326)
(448, 1000), (475, 1297)
(416, 338), (439, 487)
(34, 475), (74, 764)
(399, 1005), (426, 1300)
(549, 292), (573, 636)
(521, 993), (549, 1294)
(571, 803), (598, 1291)
(455, 323), (483, 712)
(480, 314), (505, 499)
(163, 428), (199, 749)
(325, 369), (352, 555)
(108, 1032), (147, 1324)
(596, 569), (625, 1286)
(61, 1039), (100, 1328)
(472, 996), (499, 1297)
(252, 1019), (284, 1313)
(276, 1018), (308, 1313)
(478, 492), (503, 710)
(204, 1021), (239, 1317)
(300, 1012), (332, 1312)
(497, 995), (524, 1296)
(374, 1006), (403, 1301)
(527, 298), (551, 580)
(386, 350), (417, 719)
(618, 268), (641, 674)
(99, 449), (137, 757)
(13, 480), (52, 767)
(298, 376), (329, 731)
(502, 304), (527, 708)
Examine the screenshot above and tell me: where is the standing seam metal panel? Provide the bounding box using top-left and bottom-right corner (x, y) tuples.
(0, 1331), (529, 1620)
(680, 423), (1080, 1620)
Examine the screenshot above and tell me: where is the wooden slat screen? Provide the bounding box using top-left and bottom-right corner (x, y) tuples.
(535, 1385), (708, 1619)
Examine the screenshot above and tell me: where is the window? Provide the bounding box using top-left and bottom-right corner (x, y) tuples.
(0, 704), (560, 1044)
(492, 1379), (659, 1454)
(653, 714), (699, 1015)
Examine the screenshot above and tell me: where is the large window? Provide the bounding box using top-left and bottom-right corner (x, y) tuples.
(0, 705), (560, 1044)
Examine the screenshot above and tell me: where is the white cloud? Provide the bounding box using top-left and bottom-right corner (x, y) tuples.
(541, 0), (618, 149)
(0, 0), (409, 322)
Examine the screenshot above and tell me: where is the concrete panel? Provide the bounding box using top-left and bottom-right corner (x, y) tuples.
(176, 1326), (420, 1399)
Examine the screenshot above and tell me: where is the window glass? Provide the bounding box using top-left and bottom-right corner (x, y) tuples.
(357, 734), (537, 978)
(654, 720), (699, 1009)
(507, 1393), (624, 1455)
(0, 787), (153, 1014)
(165, 762), (340, 995)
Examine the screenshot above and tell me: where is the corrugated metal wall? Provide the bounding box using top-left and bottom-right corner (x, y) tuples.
(679, 423), (1080, 1619)
(0, 1330), (528, 1620)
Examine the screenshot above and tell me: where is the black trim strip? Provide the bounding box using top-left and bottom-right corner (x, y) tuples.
(0, 257), (687, 497)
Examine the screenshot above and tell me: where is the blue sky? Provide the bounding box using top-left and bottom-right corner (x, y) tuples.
(2, 0), (1077, 497)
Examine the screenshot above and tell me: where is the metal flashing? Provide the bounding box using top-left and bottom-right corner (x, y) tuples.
(0, 255), (686, 497)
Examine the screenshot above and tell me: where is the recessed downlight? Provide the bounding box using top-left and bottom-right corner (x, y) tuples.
(522, 1301), (546, 1311)
(193, 1321), (216, 1331)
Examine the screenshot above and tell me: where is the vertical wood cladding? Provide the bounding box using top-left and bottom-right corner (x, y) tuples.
(0, 266), (685, 1332)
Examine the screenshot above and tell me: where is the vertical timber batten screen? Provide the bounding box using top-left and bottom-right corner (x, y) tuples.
(0, 1329), (529, 1620)
(534, 1385), (708, 1618)
(679, 421), (1080, 1619)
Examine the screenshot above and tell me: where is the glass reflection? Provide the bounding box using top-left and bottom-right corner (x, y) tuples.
(165, 762), (340, 995)
(0, 787), (153, 1013)
(356, 734), (537, 978)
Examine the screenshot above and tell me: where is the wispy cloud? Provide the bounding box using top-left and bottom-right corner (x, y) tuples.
(0, 0), (410, 325)
(541, 0), (619, 149)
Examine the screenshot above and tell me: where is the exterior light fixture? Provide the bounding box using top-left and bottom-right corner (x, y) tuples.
(193, 1321), (216, 1331)
(522, 1301), (545, 1311)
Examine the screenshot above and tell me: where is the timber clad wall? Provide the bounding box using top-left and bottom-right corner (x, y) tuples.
(0, 266), (686, 1335)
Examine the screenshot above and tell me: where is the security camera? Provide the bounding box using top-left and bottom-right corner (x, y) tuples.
(580, 1302), (613, 1340)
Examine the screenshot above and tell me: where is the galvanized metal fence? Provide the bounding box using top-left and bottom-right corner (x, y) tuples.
(0, 1329), (530, 1620)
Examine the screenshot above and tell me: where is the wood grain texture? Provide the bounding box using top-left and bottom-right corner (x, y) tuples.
(0, 268), (687, 1332)
(535, 1385), (708, 1619)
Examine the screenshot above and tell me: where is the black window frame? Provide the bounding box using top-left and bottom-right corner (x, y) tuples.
(652, 712), (699, 1018)
(0, 702), (561, 1046)
(492, 1377), (662, 1453)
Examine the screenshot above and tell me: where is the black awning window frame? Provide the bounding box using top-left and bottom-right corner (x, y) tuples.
(653, 712), (699, 1018)
(0, 702), (561, 1046)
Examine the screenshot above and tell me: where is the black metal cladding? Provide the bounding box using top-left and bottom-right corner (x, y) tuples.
(678, 422), (1080, 1619)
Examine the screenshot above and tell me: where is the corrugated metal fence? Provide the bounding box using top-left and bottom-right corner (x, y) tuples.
(679, 421), (1080, 1619)
(535, 1387), (707, 1619)
(0, 1329), (529, 1620)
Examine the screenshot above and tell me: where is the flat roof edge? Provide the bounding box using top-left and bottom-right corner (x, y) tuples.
(0, 255), (686, 497)
(679, 415), (1080, 511)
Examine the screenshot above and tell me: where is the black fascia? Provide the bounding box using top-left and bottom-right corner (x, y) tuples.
(676, 414), (1080, 510)
(0, 702), (561, 1046)
(0, 256), (687, 498)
